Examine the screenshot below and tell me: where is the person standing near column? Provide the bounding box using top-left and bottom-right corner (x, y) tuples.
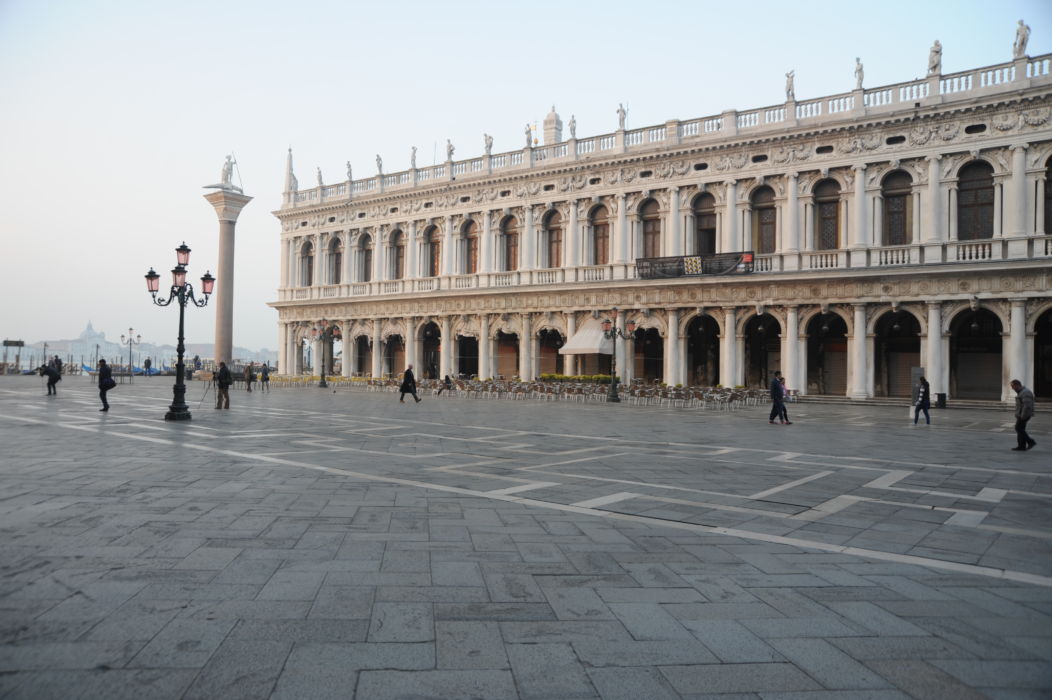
(215, 361), (232, 409)
(1010, 379), (1036, 451)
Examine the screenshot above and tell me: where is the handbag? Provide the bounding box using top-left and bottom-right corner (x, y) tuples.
(101, 377), (116, 390)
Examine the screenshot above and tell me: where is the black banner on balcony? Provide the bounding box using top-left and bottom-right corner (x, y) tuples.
(637, 252), (754, 279)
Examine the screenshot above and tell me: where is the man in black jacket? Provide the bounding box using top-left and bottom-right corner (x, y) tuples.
(769, 370), (786, 425)
(97, 359), (113, 411)
(40, 364), (60, 395)
(400, 364), (421, 403)
(216, 362), (232, 409)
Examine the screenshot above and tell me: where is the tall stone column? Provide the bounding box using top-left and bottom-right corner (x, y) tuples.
(341, 321), (353, 377)
(313, 233), (324, 287)
(850, 304), (868, 398)
(1007, 145), (1029, 256)
(665, 308), (680, 385)
(479, 314), (491, 379)
(850, 165), (868, 267)
(784, 306), (799, 394)
(371, 319), (383, 378)
(926, 302), (944, 398)
(924, 155), (942, 244)
(405, 317), (418, 374)
(615, 194), (628, 265)
(720, 307), (738, 387)
(615, 309), (630, 384)
(567, 201), (579, 268)
(481, 214), (493, 274)
(204, 189), (252, 364)
(277, 322), (288, 374)
(1009, 299), (1028, 393)
(723, 180), (738, 253)
(440, 316), (453, 378)
(518, 314), (531, 379)
(564, 313), (577, 376)
(407, 222), (419, 280)
(668, 187), (681, 256)
(523, 207), (535, 271)
(442, 216), (454, 276)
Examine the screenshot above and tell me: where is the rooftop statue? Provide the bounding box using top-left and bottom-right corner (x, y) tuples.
(484, 133), (493, 155)
(525, 123), (532, 148)
(785, 70), (795, 101)
(446, 139), (455, 160)
(346, 161), (352, 182)
(854, 58), (864, 90)
(617, 103), (626, 130)
(410, 146), (417, 169)
(204, 154), (242, 193)
(568, 115), (576, 139)
(376, 154), (383, 175)
(928, 40), (942, 75)
(1014, 20), (1030, 59)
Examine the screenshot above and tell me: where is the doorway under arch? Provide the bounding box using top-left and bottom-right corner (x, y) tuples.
(745, 314), (781, 388)
(874, 311), (921, 397)
(421, 322), (440, 379)
(1036, 308), (1052, 400)
(950, 308), (1002, 399)
(632, 328), (664, 382)
(686, 315), (720, 386)
(806, 313), (848, 395)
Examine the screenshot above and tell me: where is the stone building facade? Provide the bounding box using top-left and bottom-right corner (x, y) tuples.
(271, 47), (1052, 402)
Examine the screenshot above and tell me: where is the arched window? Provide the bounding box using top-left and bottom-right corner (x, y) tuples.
(591, 206), (610, 265)
(463, 220), (479, 274)
(882, 171), (913, 246)
(751, 186), (776, 254)
(501, 216), (519, 271)
(814, 179), (841, 250)
(300, 241), (314, 286)
(359, 234), (373, 282)
(957, 161), (995, 240)
(693, 194), (716, 255)
(328, 238), (342, 284)
(544, 212), (562, 268)
(390, 230), (405, 279)
(641, 199), (661, 258)
(426, 227), (442, 277)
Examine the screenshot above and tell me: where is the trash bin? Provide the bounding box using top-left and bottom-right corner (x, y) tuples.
(936, 393), (947, 409)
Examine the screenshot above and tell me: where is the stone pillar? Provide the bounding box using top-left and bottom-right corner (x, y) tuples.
(784, 173), (799, 251)
(720, 307), (738, 387)
(1037, 177), (1047, 236)
(312, 335), (323, 375)
(371, 319), (383, 378)
(341, 322), (353, 377)
(614, 194), (628, 265)
(530, 332), (539, 381)
(564, 313), (576, 377)
(668, 187), (681, 256)
(440, 316), (452, 378)
(481, 213), (493, 274)
(924, 155), (942, 244)
(203, 189), (252, 364)
(404, 317), (418, 375)
(784, 306), (800, 395)
(850, 165), (868, 267)
(279, 239), (289, 288)
(313, 233), (324, 287)
(666, 308), (680, 385)
(1009, 299), (1028, 393)
(615, 309), (630, 384)
(519, 314), (532, 379)
(523, 207), (535, 271)
(479, 315), (490, 379)
(850, 304), (868, 398)
(442, 216), (454, 276)
(926, 302), (944, 399)
(1007, 145), (1028, 256)
(347, 331), (358, 377)
(723, 181), (738, 253)
(373, 231), (385, 282)
(407, 222), (418, 280)
(567, 200), (579, 268)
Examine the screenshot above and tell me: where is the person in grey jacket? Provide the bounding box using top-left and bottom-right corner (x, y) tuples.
(1010, 379), (1036, 451)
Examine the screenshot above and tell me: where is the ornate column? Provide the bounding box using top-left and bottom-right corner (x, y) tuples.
(442, 216), (454, 276)
(924, 155), (942, 245)
(278, 322), (288, 374)
(347, 329), (358, 377)
(614, 193), (628, 265)
(1037, 176), (1047, 236)
(723, 181), (737, 253)
(312, 233), (324, 287)
(615, 309), (631, 385)
(784, 306), (800, 395)
(479, 314), (491, 379)
(667, 187), (681, 257)
(440, 315), (453, 378)
(406, 222), (418, 280)
(371, 319), (383, 378)
(850, 165), (868, 267)
(926, 302), (944, 399)
(203, 188), (252, 364)
(529, 329), (540, 381)
(519, 313), (532, 379)
(1009, 299), (1028, 395)
(567, 200), (579, 269)
(481, 213), (493, 274)
(666, 308), (680, 385)
(404, 317), (418, 375)
(341, 321), (353, 377)
(992, 180), (1003, 237)
(523, 206), (535, 271)
(312, 334), (324, 375)
(564, 313), (577, 377)
(720, 307), (738, 387)
(850, 303), (868, 398)
(1009, 145), (1028, 239)
(948, 185), (959, 239)
(373, 230), (385, 282)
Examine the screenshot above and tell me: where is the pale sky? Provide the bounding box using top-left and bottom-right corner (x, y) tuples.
(1, 0), (1048, 352)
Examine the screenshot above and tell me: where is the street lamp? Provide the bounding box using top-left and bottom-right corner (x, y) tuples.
(144, 242), (215, 421)
(601, 307), (636, 403)
(120, 328), (141, 384)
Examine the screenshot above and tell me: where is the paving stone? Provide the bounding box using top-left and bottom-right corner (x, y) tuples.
(607, 602), (695, 641)
(586, 667), (681, 700)
(436, 621), (509, 669)
(127, 618), (236, 668)
(928, 660), (1052, 689)
(2, 669), (197, 700)
(572, 639), (719, 666)
(678, 619), (782, 662)
(544, 586), (617, 621)
(507, 642), (597, 699)
(823, 601), (929, 636)
(828, 635), (976, 661)
(659, 662), (822, 694)
(355, 669), (518, 699)
(768, 638), (891, 689)
(864, 659), (990, 700)
(367, 601), (434, 642)
(182, 639), (292, 700)
(271, 642), (434, 699)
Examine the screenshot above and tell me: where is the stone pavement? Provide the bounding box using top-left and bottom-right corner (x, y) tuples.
(0, 374), (1049, 699)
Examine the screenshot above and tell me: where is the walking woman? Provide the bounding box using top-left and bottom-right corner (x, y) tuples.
(914, 376), (931, 425)
(98, 359), (114, 412)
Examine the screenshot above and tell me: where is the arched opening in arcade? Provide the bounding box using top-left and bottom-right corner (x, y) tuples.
(421, 322), (440, 379)
(805, 312), (848, 395)
(537, 329), (565, 375)
(328, 325), (344, 377)
(631, 327), (664, 382)
(1036, 308), (1052, 400)
(686, 314), (720, 387)
(456, 336), (479, 378)
(355, 336), (372, 376)
(494, 331), (519, 378)
(744, 314), (780, 388)
(384, 335), (405, 377)
(298, 336), (310, 374)
(873, 310), (921, 397)
(949, 308), (1002, 399)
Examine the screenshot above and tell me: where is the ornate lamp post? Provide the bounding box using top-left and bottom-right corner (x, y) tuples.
(144, 242), (215, 421)
(120, 328), (141, 384)
(601, 307), (636, 403)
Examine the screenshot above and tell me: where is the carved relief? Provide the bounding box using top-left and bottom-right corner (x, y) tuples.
(838, 133), (882, 154)
(714, 153), (748, 172)
(1022, 107), (1050, 127)
(772, 144), (811, 164)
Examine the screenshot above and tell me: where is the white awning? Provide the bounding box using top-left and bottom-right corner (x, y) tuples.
(559, 318), (613, 355)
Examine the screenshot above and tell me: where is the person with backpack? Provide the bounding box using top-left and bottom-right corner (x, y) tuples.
(97, 359), (114, 412)
(259, 363), (270, 393)
(216, 361), (232, 409)
(40, 364), (61, 396)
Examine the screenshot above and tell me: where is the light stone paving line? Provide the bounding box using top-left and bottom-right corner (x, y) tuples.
(749, 471), (835, 499)
(4, 411), (1052, 587)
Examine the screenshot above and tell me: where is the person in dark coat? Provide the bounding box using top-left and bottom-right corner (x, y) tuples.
(97, 359), (113, 411)
(216, 361), (232, 409)
(40, 365), (60, 395)
(400, 364), (421, 403)
(1011, 379), (1036, 451)
(769, 370), (787, 424)
(777, 376), (792, 424)
(259, 364), (270, 393)
(914, 376), (931, 425)
(245, 362), (256, 392)
(436, 374), (453, 395)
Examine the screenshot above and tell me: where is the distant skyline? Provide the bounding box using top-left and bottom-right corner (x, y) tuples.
(1, 0), (1048, 350)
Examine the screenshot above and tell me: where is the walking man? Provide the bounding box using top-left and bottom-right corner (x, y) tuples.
(769, 370), (788, 424)
(40, 364), (60, 395)
(259, 363), (270, 393)
(245, 362), (256, 393)
(399, 364), (421, 403)
(1010, 379), (1036, 451)
(216, 361), (232, 409)
(97, 359), (113, 412)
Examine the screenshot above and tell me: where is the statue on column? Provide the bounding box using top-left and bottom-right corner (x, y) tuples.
(854, 58), (864, 89)
(927, 40), (942, 75)
(316, 167), (323, 187)
(376, 154), (383, 176)
(346, 161), (353, 182)
(410, 146), (417, 169)
(446, 139), (455, 160)
(616, 103), (626, 130)
(1013, 19), (1030, 59)
(484, 133), (493, 155)
(785, 70), (795, 101)
(206, 154), (242, 193)
(525, 123), (533, 148)
(568, 115), (576, 139)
